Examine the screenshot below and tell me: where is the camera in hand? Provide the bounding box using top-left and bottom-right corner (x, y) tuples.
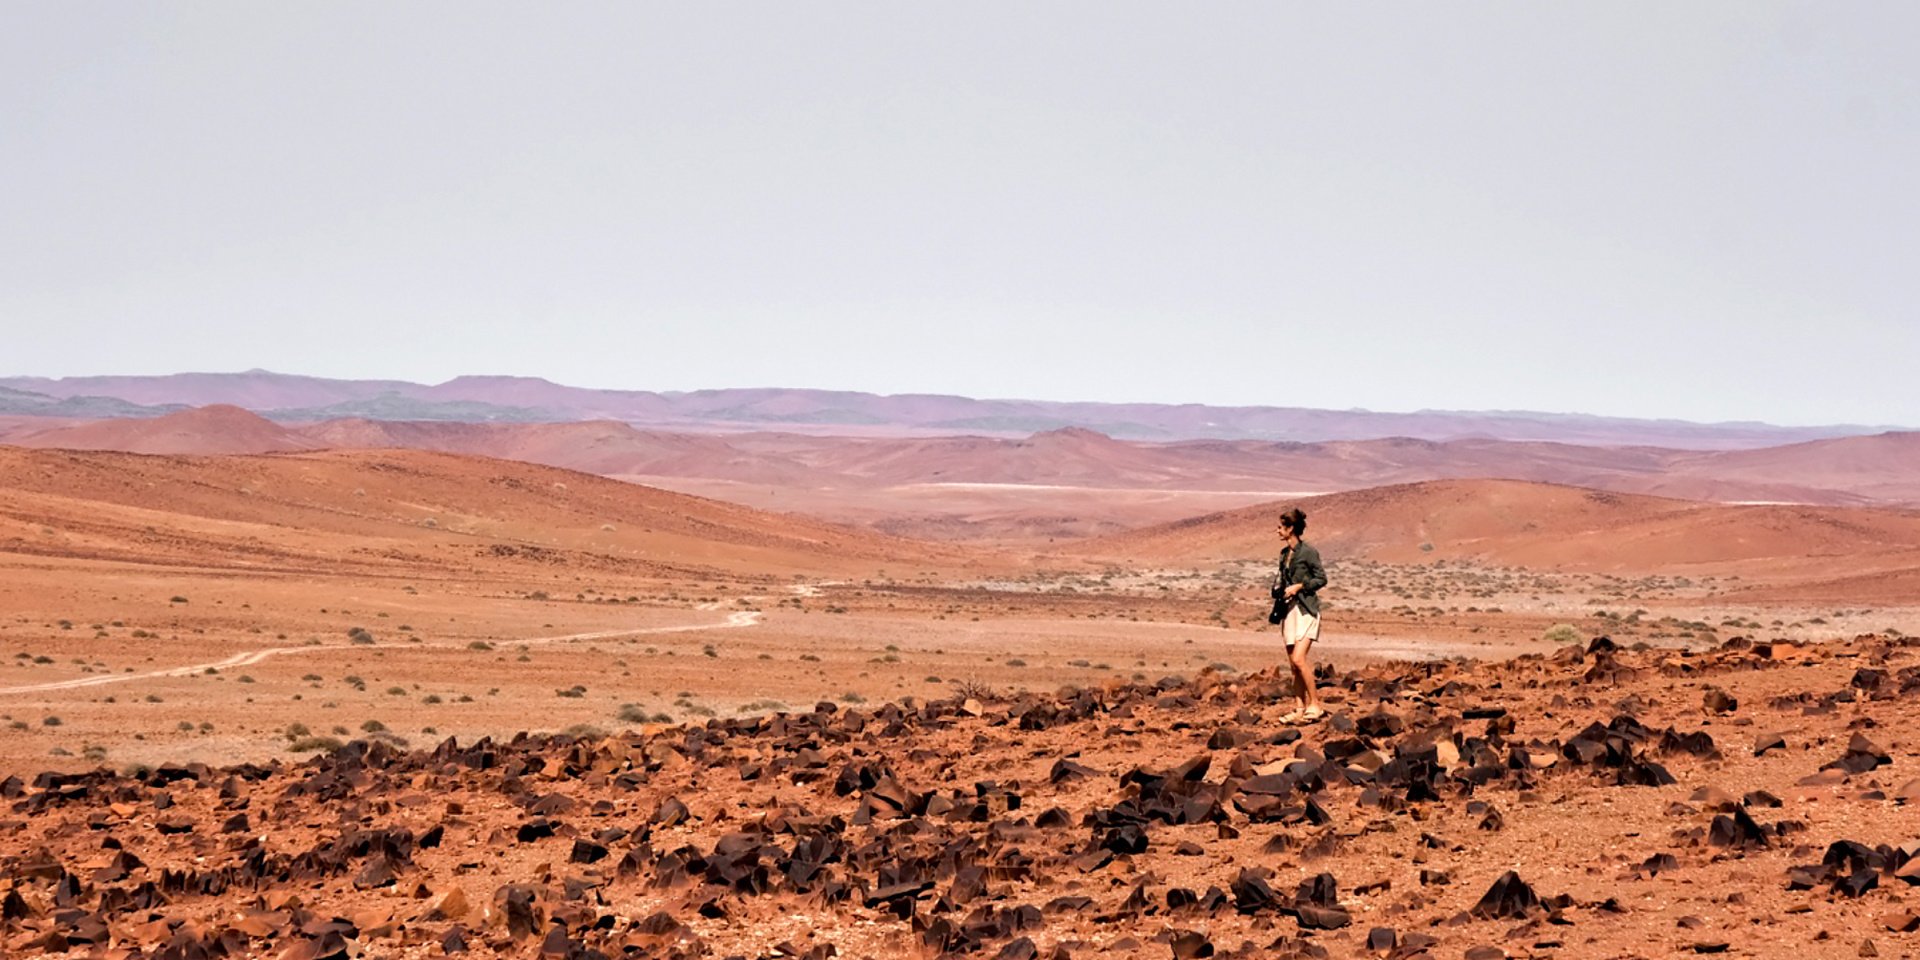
(1268, 586), (1289, 624)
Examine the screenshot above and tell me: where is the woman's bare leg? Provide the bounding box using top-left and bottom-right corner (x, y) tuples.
(1289, 635), (1322, 710)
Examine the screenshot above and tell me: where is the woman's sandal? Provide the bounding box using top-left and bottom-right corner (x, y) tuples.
(1300, 706), (1327, 723)
(1278, 709), (1305, 724)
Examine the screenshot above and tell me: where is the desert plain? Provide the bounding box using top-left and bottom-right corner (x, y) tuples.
(3, 407), (1920, 959)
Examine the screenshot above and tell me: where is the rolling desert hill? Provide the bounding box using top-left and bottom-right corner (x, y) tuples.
(0, 415), (83, 444)
(1067, 478), (1920, 579)
(0, 446), (971, 579)
(6, 404), (323, 456)
(12, 408), (1920, 547)
(12, 408), (1920, 508)
(1664, 431), (1920, 503)
(293, 418), (818, 485)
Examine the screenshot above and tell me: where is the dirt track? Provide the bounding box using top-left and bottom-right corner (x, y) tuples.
(0, 610), (765, 697)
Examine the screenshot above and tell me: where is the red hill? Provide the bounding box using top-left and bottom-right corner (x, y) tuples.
(0, 446), (970, 577)
(8, 405), (319, 455)
(1067, 478), (1920, 574)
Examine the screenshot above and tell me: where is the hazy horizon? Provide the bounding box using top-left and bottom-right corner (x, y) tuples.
(6, 3), (1916, 427)
(5, 365), (1913, 431)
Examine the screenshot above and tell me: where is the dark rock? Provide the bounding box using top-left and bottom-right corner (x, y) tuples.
(1639, 853), (1679, 877)
(1707, 808), (1769, 850)
(1294, 904), (1350, 929)
(1366, 927), (1396, 954)
(1231, 868), (1285, 913)
(1169, 930), (1215, 959)
(1470, 871), (1539, 920)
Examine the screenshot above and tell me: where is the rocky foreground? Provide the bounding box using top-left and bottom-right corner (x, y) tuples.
(4, 634), (1918, 959)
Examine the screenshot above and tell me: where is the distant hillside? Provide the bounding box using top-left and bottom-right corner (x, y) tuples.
(0, 385), (182, 419)
(1, 369), (1894, 448)
(1064, 478), (1920, 573)
(0, 446), (969, 577)
(14, 405), (322, 456)
(6, 405), (321, 455)
(265, 393), (565, 422)
(11, 407), (1920, 511)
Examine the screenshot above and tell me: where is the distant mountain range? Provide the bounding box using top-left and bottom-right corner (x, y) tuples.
(0, 369), (1897, 448)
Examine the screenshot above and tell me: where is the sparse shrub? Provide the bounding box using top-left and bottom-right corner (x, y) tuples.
(556, 685), (586, 698)
(468, 641), (493, 651)
(949, 678), (997, 700)
(41, 716), (62, 727)
(347, 627), (375, 645)
(289, 736), (343, 753)
(385, 686), (407, 696)
(284, 723), (311, 739)
(1543, 624), (1582, 644)
(361, 719), (386, 733)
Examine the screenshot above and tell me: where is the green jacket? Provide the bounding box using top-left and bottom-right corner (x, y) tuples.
(1273, 540), (1328, 617)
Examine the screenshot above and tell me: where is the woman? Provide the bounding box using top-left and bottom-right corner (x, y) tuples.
(1271, 507), (1328, 723)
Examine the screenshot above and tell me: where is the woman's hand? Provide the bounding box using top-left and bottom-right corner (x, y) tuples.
(1283, 584), (1302, 599)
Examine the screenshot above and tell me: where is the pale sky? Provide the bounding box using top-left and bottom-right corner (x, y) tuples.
(3, 3), (1916, 426)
